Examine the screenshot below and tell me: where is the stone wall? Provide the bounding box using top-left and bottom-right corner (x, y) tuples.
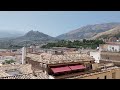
(81, 68), (120, 79)
(100, 60), (120, 67)
(67, 67), (120, 79)
(101, 51), (120, 61)
(26, 59), (43, 70)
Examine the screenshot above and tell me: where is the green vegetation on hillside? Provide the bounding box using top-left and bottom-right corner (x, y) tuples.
(41, 39), (105, 49)
(114, 33), (120, 39)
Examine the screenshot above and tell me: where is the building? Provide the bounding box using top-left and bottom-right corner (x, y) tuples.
(0, 50), (23, 65)
(25, 51), (120, 79)
(0, 49), (120, 79)
(0, 52), (16, 64)
(99, 42), (120, 66)
(108, 37), (118, 42)
(0, 46), (119, 79)
(90, 50), (100, 63)
(0, 64), (48, 79)
(99, 42), (120, 52)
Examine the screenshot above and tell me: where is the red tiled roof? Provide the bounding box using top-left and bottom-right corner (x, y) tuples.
(69, 65), (86, 70)
(51, 65), (86, 74)
(51, 66), (71, 73)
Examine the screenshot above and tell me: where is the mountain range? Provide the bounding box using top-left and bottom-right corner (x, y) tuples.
(0, 30), (57, 48)
(91, 26), (120, 39)
(56, 22), (120, 40)
(0, 22), (120, 48)
(0, 30), (24, 38)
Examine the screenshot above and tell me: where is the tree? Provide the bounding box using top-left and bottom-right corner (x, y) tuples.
(83, 39), (86, 43)
(4, 59), (15, 64)
(41, 39), (105, 49)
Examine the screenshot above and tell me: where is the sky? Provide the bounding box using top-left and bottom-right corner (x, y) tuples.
(0, 11), (120, 37)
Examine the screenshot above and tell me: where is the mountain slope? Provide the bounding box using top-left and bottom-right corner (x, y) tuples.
(0, 30), (57, 48)
(11, 30), (57, 45)
(91, 26), (120, 39)
(56, 22), (120, 40)
(0, 30), (23, 38)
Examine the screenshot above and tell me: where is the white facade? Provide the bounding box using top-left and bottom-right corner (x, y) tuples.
(99, 43), (120, 52)
(90, 51), (100, 63)
(107, 45), (120, 52)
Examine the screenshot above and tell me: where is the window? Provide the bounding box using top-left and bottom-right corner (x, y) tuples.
(112, 47), (114, 51)
(106, 56), (109, 59)
(104, 75), (107, 79)
(112, 72), (116, 79)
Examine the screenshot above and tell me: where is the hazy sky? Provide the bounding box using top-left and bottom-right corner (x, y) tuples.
(0, 11), (120, 37)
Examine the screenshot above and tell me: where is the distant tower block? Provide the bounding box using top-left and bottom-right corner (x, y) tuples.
(22, 47), (27, 64)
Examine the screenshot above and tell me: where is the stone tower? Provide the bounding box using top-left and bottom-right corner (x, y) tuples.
(22, 47), (27, 64)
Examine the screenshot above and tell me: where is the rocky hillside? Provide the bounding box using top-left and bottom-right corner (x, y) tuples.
(56, 22), (120, 40)
(91, 26), (120, 39)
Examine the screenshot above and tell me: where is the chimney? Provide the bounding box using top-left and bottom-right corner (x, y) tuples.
(22, 47), (27, 64)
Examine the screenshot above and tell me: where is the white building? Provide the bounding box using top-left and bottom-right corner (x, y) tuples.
(99, 42), (120, 52)
(107, 44), (120, 52)
(90, 51), (100, 63)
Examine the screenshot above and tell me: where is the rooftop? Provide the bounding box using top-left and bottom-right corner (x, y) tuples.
(0, 52), (15, 56)
(0, 64), (33, 77)
(26, 51), (95, 64)
(0, 71), (49, 79)
(0, 64), (49, 79)
(54, 65), (119, 79)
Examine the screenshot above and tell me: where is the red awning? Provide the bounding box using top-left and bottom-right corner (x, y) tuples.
(51, 66), (71, 73)
(69, 65), (86, 70)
